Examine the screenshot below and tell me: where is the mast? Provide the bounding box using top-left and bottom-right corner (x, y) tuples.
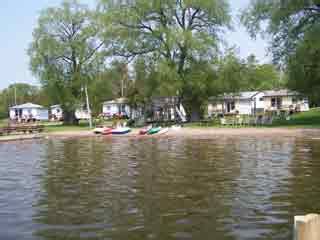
(84, 84), (92, 128)
(14, 84), (17, 106)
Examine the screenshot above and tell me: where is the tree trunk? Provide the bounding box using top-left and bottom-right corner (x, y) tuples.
(63, 109), (79, 125)
(187, 101), (202, 122)
(190, 107), (201, 122)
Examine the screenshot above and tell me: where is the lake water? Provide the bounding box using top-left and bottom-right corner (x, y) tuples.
(0, 135), (320, 240)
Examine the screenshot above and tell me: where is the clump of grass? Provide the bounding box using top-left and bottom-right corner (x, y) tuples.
(44, 124), (90, 133)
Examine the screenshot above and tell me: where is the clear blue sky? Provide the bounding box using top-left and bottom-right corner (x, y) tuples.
(0, 0), (270, 90)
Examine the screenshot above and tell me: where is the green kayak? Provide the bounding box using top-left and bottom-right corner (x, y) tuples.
(147, 127), (162, 135)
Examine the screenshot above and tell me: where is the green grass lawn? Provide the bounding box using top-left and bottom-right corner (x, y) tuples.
(0, 119), (9, 127)
(271, 108), (320, 128)
(185, 108), (320, 129)
(44, 121), (92, 132)
(44, 125), (91, 132)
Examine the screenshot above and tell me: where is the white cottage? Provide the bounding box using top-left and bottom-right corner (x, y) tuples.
(50, 104), (90, 121)
(9, 103), (49, 121)
(102, 98), (131, 118)
(75, 107), (90, 120)
(208, 91), (265, 116)
(50, 105), (63, 121)
(263, 89), (309, 112)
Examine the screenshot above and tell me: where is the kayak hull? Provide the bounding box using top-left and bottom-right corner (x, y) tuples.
(139, 126), (152, 135)
(101, 128), (113, 135)
(147, 127), (162, 135)
(111, 128), (131, 135)
(157, 128), (169, 135)
(94, 127), (112, 134)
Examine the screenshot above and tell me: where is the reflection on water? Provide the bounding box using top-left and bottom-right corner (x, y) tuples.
(0, 136), (320, 240)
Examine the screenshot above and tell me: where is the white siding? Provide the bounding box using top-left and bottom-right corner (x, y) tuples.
(102, 103), (131, 117)
(37, 109), (49, 120)
(9, 108), (48, 120)
(103, 104), (120, 117)
(236, 100), (252, 115)
(253, 92), (265, 110)
(264, 95), (310, 112)
(75, 109), (90, 120)
(208, 103), (224, 116)
(9, 110), (15, 119)
(51, 106), (63, 120)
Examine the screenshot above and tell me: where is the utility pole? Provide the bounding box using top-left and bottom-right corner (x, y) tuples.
(14, 84), (17, 106)
(121, 64), (128, 98)
(84, 84), (92, 128)
(121, 78), (124, 97)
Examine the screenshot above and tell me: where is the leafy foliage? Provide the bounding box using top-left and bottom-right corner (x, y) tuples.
(99, 0), (231, 120)
(241, 0), (320, 103)
(28, 0), (106, 123)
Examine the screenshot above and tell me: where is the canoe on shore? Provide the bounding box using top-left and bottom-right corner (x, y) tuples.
(139, 125), (152, 135)
(110, 127), (131, 135)
(93, 126), (112, 134)
(147, 127), (162, 135)
(157, 127), (169, 135)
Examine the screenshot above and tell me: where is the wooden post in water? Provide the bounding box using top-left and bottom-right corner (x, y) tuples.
(294, 214), (320, 240)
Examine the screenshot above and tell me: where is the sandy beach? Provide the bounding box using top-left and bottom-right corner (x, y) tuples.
(1, 127), (319, 142)
(45, 127), (320, 139)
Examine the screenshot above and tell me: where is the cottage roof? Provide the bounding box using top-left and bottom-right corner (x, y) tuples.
(263, 89), (300, 97)
(10, 102), (45, 109)
(103, 97), (129, 105)
(209, 91), (260, 101)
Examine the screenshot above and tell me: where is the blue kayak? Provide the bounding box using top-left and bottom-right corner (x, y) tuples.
(111, 127), (131, 135)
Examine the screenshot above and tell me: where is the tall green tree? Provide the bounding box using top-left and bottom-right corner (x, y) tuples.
(99, 0), (231, 120)
(241, 0), (320, 103)
(29, 0), (106, 124)
(88, 61), (129, 115)
(216, 50), (281, 93)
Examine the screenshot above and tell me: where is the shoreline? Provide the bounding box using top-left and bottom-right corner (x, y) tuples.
(1, 127), (320, 142)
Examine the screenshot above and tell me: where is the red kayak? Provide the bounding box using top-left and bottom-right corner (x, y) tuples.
(139, 125), (152, 135)
(101, 128), (113, 135)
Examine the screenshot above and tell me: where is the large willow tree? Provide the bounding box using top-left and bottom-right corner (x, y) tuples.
(99, 0), (231, 120)
(29, 0), (105, 124)
(241, 0), (320, 104)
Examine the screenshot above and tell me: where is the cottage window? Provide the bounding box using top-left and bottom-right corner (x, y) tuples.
(231, 101), (235, 110)
(271, 97), (282, 109)
(259, 97), (264, 101)
(292, 98), (297, 103)
(226, 101), (235, 113)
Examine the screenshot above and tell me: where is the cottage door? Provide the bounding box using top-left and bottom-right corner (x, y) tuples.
(277, 97), (282, 109)
(227, 102), (231, 113)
